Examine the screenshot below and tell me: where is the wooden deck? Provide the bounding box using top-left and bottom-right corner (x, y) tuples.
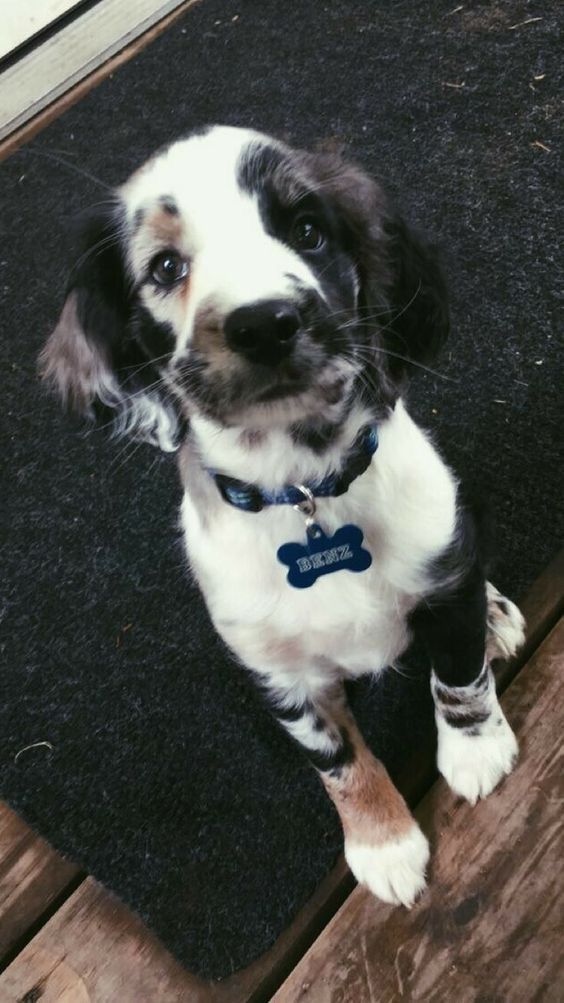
(1, 8), (563, 1000)
(1, 550), (562, 1002)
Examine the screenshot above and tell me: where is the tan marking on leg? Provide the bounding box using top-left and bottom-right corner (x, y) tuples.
(321, 709), (414, 846)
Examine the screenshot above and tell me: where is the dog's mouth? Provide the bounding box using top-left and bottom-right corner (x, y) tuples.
(253, 359), (310, 402)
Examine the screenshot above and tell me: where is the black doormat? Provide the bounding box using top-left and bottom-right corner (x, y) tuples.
(1, 0), (562, 981)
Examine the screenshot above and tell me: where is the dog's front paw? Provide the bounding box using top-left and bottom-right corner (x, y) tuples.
(486, 581), (526, 661)
(437, 711), (518, 804)
(345, 824), (429, 908)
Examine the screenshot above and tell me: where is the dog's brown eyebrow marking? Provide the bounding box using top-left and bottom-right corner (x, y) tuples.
(145, 205), (183, 244)
(131, 199), (182, 239)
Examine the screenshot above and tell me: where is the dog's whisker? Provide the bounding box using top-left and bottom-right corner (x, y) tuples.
(119, 351), (174, 376)
(348, 344), (456, 383)
(105, 435), (147, 475)
(17, 147), (112, 191)
(319, 303), (392, 323)
(72, 233), (122, 275)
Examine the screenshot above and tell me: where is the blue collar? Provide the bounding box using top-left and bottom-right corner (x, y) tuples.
(209, 424), (378, 513)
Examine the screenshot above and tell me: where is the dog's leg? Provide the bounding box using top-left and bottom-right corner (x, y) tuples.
(416, 572), (521, 804)
(485, 580), (526, 662)
(262, 678), (429, 907)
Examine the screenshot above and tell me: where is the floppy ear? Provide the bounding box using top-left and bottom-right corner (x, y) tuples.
(39, 203), (180, 451)
(379, 214), (450, 380)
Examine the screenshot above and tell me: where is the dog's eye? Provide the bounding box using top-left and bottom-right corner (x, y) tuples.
(150, 251), (189, 286)
(290, 217), (325, 252)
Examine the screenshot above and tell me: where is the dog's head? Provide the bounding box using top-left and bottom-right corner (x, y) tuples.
(40, 125), (449, 449)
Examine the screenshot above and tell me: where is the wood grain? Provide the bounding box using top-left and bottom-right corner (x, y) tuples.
(273, 618), (564, 1002)
(0, 877), (227, 1002)
(0, 804), (80, 965)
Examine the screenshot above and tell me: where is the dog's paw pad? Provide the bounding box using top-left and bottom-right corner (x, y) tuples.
(345, 824), (429, 908)
(437, 713), (518, 804)
(486, 582), (526, 661)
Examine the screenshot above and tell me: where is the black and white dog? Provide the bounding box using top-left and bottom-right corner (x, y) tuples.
(41, 126), (525, 907)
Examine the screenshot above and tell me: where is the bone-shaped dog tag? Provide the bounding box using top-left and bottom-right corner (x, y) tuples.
(277, 524), (372, 589)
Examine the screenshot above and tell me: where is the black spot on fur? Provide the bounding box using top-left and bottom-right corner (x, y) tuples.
(442, 709), (490, 729)
(289, 420), (341, 453)
(434, 687), (466, 707)
(160, 196), (179, 216)
(260, 690), (315, 723)
(306, 726), (355, 777)
(237, 140), (287, 196)
(496, 598), (509, 615)
(274, 703), (311, 723)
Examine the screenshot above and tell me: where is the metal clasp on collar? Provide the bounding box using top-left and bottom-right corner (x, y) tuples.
(293, 484), (322, 538)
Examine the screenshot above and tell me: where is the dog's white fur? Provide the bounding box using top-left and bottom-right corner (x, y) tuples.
(433, 666), (519, 803)
(345, 825), (430, 907)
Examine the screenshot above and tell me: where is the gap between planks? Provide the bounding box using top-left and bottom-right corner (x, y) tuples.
(0, 804), (81, 968)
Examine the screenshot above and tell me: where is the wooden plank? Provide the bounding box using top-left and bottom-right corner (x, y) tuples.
(0, 1), (88, 61)
(515, 547), (564, 668)
(273, 618), (564, 1002)
(0, 804), (80, 965)
(0, 0), (192, 141)
(0, 877), (227, 1002)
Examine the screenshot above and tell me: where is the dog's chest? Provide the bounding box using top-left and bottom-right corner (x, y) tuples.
(180, 413), (458, 677)
(183, 504), (408, 673)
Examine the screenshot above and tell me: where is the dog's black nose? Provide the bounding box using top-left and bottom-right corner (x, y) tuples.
(224, 300), (301, 365)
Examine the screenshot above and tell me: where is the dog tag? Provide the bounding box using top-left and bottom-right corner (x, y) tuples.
(277, 523), (372, 589)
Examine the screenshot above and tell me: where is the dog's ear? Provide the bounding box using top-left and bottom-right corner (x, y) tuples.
(379, 214), (450, 380)
(304, 151), (449, 381)
(39, 203), (179, 451)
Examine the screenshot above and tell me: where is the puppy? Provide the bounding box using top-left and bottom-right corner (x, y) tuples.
(40, 125), (526, 906)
